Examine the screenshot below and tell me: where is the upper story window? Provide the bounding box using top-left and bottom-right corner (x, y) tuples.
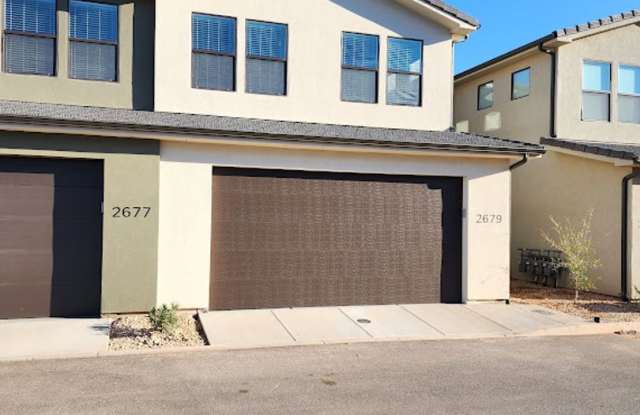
(341, 32), (379, 104)
(192, 13), (236, 91)
(511, 67), (530, 100)
(3, 0), (56, 76)
(246, 20), (287, 96)
(582, 60), (611, 122)
(387, 38), (422, 107)
(69, 0), (118, 82)
(618, 65), (640, 124)
(477, 81), (494, 110)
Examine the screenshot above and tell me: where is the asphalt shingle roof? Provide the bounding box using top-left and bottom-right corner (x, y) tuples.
(542, 137), (640, 162)
(0, 100), (543, 156)
(419, 0), (479, 27)
(456, 8), (640, 80)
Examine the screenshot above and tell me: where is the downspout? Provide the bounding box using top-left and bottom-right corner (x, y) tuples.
(510, 155), (529, 170)
(539, 45), (557, 138)
(621, 167), (640, 300)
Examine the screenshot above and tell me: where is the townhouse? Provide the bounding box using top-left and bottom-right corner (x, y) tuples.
(454, 9), (640, 299)
(0, 0), (542, 319)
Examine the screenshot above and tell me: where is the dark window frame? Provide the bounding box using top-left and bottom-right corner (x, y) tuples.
(245, 18), (288, 96)
(581, 59), (611, 122)
(340, 31), (379, 104)
(386, 36), (423, 107)
(191, 12), (237, 92)
(68, 0), (119, 82)
(2, 0), (58, 76)
(477, 80), (494, 111)
(510, 67), (531, 101)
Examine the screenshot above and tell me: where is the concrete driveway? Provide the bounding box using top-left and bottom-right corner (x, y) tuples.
(0, 318), (111, 361)
(199, 303), (588, 348)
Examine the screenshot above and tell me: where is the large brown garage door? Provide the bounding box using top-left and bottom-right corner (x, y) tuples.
(0, 157), (103, 319)
(210, 168), (462, 310)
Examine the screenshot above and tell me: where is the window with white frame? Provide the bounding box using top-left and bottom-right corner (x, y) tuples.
(191, 13), (236, 91)
(341, 32), (379, 103)
(618, 65), (640, 124)
(3, 0), (56, 76)
(582, 60), (611, 122)
(69, 0), (118, 82)
(387, 37), (423, 107)
(246, 20), (287, 96)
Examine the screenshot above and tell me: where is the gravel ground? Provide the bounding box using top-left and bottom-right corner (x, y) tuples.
(511, 281), (640, 323)
(108, 312), (207, 351)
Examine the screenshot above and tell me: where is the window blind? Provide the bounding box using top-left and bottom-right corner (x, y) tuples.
(387, 38), (422, 106)
(341, 32), (378, 103)
(192, 13), (236, 91)
(246, 20), (286, 95)
(69, 0), (117, 42)
(3, 0), (56, 75)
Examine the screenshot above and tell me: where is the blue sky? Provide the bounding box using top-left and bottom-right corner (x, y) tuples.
(450, 0), (640, 74)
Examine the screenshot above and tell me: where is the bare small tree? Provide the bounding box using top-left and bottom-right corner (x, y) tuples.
(541, 210), (601, 302)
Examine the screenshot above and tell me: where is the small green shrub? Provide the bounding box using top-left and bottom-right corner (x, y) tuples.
(149, 303), (179, 333)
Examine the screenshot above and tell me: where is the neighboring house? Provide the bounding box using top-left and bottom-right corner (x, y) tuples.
(454, 9), (640, 299)
(0, 0), (542, 319)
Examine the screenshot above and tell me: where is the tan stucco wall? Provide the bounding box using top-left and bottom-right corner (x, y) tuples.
(0, 132), (160, 313)
(556, 24), (640, 142)
(454, 51), (552, 143)
(157, 140), (514, 308)
(629, 178), (640, 300)
(512, 150), (630, 297)
(154, 0), (454, 130)
(0, 0), (143, 109)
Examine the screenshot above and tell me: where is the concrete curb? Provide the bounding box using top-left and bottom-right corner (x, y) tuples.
(2, 320), (638, 364)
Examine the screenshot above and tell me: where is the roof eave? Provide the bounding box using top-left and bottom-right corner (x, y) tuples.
(393, 0), (478, 36)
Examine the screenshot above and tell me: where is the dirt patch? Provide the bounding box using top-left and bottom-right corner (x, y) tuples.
(511, 282), (640, 322)
(108, 311), (207, 351)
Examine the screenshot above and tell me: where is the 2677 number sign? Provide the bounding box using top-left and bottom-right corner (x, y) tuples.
(112, 206), (152, 218)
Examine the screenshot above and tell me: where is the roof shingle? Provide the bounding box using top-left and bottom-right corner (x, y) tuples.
(542, 137), (640, 162)
(419, 0), (479, 27)
(0, 100), (543, 156)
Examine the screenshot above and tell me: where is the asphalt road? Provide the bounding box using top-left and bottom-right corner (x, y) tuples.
(1, 335), (640, 414)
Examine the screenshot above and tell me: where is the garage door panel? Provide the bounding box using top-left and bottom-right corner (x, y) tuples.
(211, 168), (461, 310)
(0, 157), (103, 319)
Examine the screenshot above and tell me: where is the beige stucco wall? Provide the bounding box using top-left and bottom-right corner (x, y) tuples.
(0, 0), (138, 109)
(454, 51), (552, 143)
(556, 24), (640, 142)
(629, 178), (640, 300)
(154, 0), (454, 130)
(0, 132), (160, 313)
(511, 150), (630, 296)
(157, 140), (515, 308)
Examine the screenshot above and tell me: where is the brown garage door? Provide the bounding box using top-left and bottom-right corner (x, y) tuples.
(0, 157), (103, 319)
(210, 168), (462, 310)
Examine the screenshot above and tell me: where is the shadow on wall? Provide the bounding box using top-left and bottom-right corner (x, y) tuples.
(328, 0), (450, 46)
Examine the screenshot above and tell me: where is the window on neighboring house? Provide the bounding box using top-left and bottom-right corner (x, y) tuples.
(477, 81), (494, 110)
(582, 60), (611, 122)
(387, 38), (422, 106)
(618, 65), (640, 124)
(3, 0), (56, 76)
(246, 20), (287, 96)
(341, 32), (379, 103)
(69, 0), (118, 81)
(511, 67), (530, 100)
(192, 13), (236, 91)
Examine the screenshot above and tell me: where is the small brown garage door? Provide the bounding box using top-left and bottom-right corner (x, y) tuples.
(210, 168), (462, 310)
(0, 157), (103, 319)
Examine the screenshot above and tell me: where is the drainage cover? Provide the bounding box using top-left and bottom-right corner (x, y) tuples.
(357, 318), (372, 324)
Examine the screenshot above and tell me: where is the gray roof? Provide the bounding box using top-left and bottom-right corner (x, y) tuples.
(0, 100), (543, 156)
(542, 137), (640, 162)
(419, 0), (479, 27)
(457, 8), (640, 79)
(555, 9), (640, 37)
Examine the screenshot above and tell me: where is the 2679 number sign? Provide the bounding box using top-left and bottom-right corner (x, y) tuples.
(112, 206), (151, 218)
(476, 214), (503, 224)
